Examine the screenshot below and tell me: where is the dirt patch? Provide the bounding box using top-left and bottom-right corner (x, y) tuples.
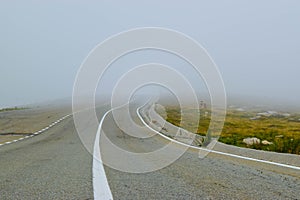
(0, 104), (71, 144)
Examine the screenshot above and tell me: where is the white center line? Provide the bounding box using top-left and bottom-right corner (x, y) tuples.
(93, 103), (130, 200)
(93, 109), (113, 200)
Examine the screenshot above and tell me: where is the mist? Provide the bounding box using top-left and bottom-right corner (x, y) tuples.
(1, 1), (299, 109)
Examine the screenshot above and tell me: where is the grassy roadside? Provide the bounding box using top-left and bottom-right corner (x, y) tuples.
(157, 106), (300, 155)
(0, 107), (28, 112)
(0, 106), (30, 144)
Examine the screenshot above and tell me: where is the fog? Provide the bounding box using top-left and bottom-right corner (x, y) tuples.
(1, 1), (300, 108)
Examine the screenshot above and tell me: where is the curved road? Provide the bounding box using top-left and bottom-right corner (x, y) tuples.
(0, 103), (299, 199)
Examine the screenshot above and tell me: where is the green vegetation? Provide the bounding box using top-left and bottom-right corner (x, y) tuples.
(0, 107), (27, 112)
(158, 106), (300, 155)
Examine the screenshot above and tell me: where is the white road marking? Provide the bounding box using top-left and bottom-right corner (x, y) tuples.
(93, 109), (114, 200)
(93, 102), (130, 199)
(136, 105), (300, 171)
(0, 115), (71, 147)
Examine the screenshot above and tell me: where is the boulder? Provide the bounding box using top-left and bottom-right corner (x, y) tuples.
(243, 137), (260, 145)
(262, 140), (273, 145)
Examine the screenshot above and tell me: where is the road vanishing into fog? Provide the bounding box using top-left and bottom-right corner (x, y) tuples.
(0, 103), (300, 200)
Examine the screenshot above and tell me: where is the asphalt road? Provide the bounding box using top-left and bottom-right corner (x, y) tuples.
(0, 103), (300, 199)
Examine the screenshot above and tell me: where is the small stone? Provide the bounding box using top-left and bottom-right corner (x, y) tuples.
(243, 137), (260, 145)
(262, 140), (273, 145)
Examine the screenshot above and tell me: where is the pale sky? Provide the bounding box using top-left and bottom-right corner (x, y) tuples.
(1, 0), (300, 108)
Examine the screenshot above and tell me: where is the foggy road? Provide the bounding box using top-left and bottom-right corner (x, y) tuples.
(0, 103), (299, 199)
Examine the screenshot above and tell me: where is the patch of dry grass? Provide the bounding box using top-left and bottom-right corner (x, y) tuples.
(157, 106), (300, 154)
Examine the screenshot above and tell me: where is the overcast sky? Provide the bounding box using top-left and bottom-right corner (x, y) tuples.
(1, 0), (299, 108)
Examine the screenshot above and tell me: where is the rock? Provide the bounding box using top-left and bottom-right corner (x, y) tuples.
(257, 112), (272, 117)
(281, 113), (291, 117)
(243, 137), (260, 145)
(204, 111), (209, 117)
(262, 140), (273, 145)
(250, 116), (261, 120)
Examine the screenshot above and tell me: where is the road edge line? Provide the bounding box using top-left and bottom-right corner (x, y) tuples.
(0, 114), (72, 147)
(136, 104), (300, 171)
